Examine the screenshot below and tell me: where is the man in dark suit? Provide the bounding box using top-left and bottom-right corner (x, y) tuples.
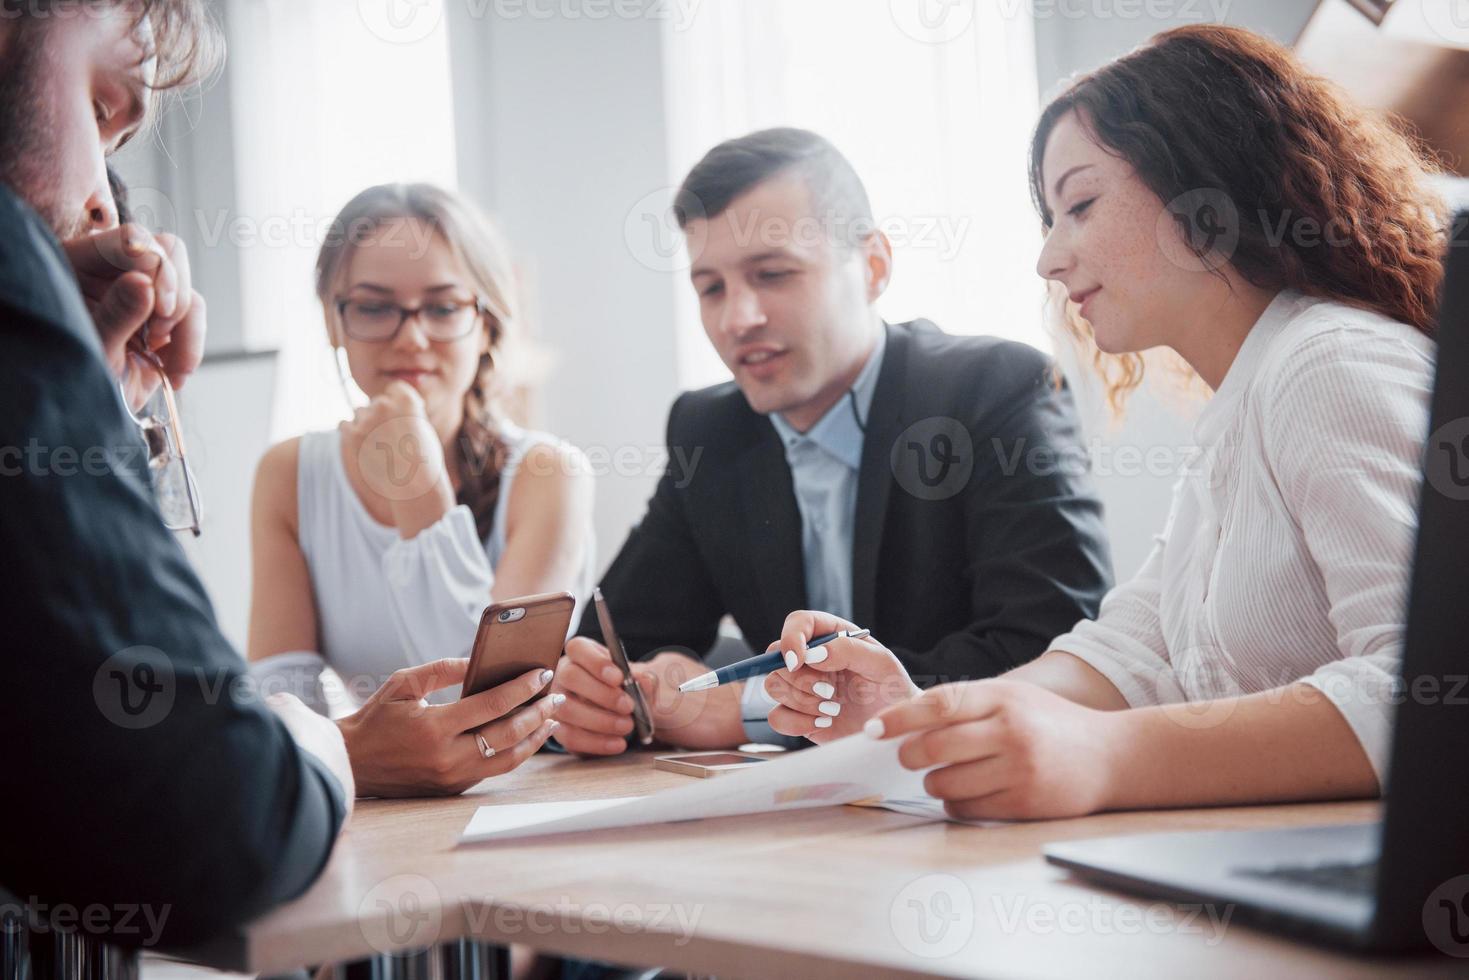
(549, 128), (1113, 754)
(0, 1), (351, 952)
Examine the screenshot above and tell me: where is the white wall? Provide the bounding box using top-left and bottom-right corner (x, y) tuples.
(447, 2), (684, 578)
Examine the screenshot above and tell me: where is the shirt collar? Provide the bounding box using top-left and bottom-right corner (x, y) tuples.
(1194, 288), (1311, 448)
(770, 326), (887, 471)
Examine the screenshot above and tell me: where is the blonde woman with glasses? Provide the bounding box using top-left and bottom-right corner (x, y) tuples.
(248, 183), (595, 797)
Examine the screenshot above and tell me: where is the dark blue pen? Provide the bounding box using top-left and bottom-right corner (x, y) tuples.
(677, 628), (871, 692)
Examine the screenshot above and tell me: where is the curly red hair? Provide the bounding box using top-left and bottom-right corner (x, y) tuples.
(1029, 24), (1448, 412)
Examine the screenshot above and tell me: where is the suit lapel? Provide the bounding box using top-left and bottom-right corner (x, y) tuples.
(852, 322), (911, 627)
(738, 422), (808, 630)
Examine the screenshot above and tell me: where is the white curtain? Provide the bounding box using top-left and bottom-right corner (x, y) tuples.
(660, 0), (1046, 389)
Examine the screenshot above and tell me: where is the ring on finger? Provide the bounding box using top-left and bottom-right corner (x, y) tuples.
(476, 733), (496, 759)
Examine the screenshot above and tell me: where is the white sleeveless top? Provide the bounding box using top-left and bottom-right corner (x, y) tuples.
(261, 422), (594, 710)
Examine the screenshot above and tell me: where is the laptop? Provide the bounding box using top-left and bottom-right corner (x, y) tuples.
(1043, 216), (1469, 955)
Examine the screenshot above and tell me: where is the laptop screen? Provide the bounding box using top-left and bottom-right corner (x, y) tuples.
(1374, 211), (1469, 949)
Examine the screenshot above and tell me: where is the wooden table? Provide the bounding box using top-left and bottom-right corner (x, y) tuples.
(181, 751), (1458, 979)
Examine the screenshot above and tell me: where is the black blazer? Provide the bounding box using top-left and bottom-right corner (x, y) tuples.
(581, 320), (1114, 685)
(0, 185), (344, 945)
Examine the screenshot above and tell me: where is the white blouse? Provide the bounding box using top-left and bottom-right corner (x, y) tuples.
(1051, 289), (1435, 784)
(250, 422), (595, 712)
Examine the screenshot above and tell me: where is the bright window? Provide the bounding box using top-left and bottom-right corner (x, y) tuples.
(226, 0), (459, 440)
(660, 0), (1045, 389)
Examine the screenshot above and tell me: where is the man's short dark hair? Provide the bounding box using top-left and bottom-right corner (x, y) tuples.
(673, 127), (876, 248)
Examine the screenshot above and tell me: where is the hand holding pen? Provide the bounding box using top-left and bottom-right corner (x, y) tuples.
(760, 609), (921, 743)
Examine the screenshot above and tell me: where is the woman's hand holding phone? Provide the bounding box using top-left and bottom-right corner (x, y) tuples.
(337, 657), (564, 797)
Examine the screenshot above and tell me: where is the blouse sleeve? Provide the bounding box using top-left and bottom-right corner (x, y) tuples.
(248, 650), (331, 716)
(380, 504), (495, 668)
(1047, 479), (1183, 708)
(1261, 325), (1433, 786)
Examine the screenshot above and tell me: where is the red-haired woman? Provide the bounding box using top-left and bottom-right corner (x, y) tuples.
(763, 24), (1447, 819)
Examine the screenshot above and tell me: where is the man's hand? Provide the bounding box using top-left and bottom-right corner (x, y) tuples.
(550, 640), (744, 755)
(62, 224), (206, 404)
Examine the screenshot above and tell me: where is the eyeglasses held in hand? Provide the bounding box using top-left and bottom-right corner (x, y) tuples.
(119, 341), (203, 537)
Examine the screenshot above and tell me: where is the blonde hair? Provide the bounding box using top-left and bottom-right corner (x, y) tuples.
(315, 182), (519, 540)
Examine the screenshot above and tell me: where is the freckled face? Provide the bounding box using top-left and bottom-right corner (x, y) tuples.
(1033, 110), (1202, 355)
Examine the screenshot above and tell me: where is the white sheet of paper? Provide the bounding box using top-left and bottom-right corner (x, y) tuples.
(458, 734), (932, 844)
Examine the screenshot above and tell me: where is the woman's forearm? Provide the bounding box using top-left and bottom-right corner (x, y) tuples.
(1006, 650), (1131, 711)
(1100, 683), (1380, 810)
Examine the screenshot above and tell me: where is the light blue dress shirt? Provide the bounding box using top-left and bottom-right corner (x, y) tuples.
(740, 329), (888, 740)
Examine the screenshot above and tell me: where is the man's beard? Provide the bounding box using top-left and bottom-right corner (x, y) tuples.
(0, 28), (83, 240)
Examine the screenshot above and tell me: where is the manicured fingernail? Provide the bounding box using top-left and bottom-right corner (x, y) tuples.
(814, 716), (833, 729)
(550, 693), (567, 707)
(603, 666), (623, 685)
(864, 718), (885, 739)
(546, 720), (560, 734)
(805, 648), (829, 665)
(783, 650), (797, 671)
(619, 695), (635, 713)
(812, 681), (835, 699)
(818, 701), (841, 717)
(539, 669), (555, 686)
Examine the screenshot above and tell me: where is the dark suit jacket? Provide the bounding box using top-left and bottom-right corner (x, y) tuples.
(581, 320), (1114, 685)
(0, 184), (344, 945)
